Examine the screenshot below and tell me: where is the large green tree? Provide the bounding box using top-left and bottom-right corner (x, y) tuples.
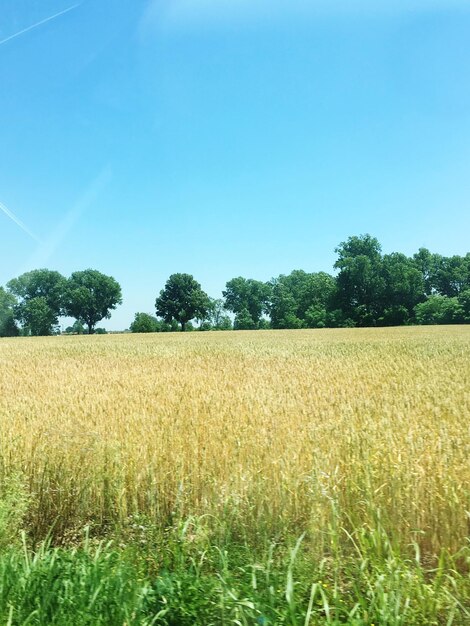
(334, 234), (385, 326)
(156, 273), (211, 331)
(434, 254), (470, 297)
(223, 277), (271, 329)
(379, 253), (425, 325)
(412, 250), (470, 298)
(7, 269), (66, 335)
(412, 248), (441, 296)
(64, 269), (122, 334)
(0, 287), (18, 337)
(22, 297), (59, 336)
(269, 270), (336, 328)
(269, 280), (302, 329)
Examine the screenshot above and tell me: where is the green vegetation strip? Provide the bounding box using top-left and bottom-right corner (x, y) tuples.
(0, 522), (469, 626)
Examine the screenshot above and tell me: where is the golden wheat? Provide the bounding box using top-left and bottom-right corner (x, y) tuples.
(0, 326), (469, 554)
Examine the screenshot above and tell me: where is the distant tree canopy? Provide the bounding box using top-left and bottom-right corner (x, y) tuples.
(155, 273), (211, 331)
(1, 268), (123, 337)
(146, 236), (468, 333)
(223, 277), (271, 329)
(2, 235), (470, 337)
(65, 320), (85, 335)
(130, 312), (179, 333)
(64, 269), (122, 334)
(0, 287), (18, 337)
(269, 270), (336, 329)
(414, 295), (464, 325)
(199, 299), (233, 331)
(130, 312), (160, 333)
(7, 269), (66, 336)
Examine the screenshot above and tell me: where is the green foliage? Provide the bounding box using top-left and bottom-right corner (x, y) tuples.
(433, 254), (470, 297)
(379, 305), (410, 327)
(65, 320), (86, 335)
(0, 287), (18, 337)
(458, 289), (470, 322)
(414, 295), (464, 325)
(269, 270), (337, 329)
(130, 312), (160, 333)
(200, 298), (233, 331)
(380, 253), (425, 321)
(156, 274), (211, 332)
(233, 307), (257, 330)
(412, 248), (442, 296)
(223, 277), (271, 329)
(332, 237), (445, 327)
(215, 316), (232, 331)
(304, 305), (327, 328)
(130, 313), (181, 333)
(2, 235), (470, 334)
(7, 269), (66, 336)
(0, 519), (468, 626)
(21, 297), (60, 336)
(334, 234), (385, 326)
(412, 250), (470, 298)
(269, 281), (303, 329)
(64, 270), (122, 334)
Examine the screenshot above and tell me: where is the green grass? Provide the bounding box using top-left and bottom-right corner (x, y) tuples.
(0, 518), (469, 626)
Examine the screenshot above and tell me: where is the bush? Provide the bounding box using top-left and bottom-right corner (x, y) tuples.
(130, 313), (161, 333)
(414, 296), (464, 325)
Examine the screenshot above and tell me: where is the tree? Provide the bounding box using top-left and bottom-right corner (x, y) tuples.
(268, 270), (336, 328)
(379, 253), (425, 325)
(234, 307), (257, 330)
(412, 248), (441, 296)
(412, 250), (470, 298)
(64, 269), (122, 334)
(269, 281), (303, 329)
(334, 234), (385, 326)
(458, 289), (470, 323)
(434, 254), (470, 297)
(7, 269), (66, 336)
(130, 312), (160, 333)
(223, 277), (271, 329)
(130, 313), (179, 333)
(199, 298), (232, 331)
(0, 287), (18, 337)
(65, 320), (85, 334)
(414, 296), (463, 325)
(23, 297), (59, 335)
(155, 273), (211, 331)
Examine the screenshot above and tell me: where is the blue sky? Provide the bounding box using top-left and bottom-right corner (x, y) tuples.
(1, 0), (470, 329)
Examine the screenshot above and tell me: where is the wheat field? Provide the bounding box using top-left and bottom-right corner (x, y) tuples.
(0, 326), (469, 557)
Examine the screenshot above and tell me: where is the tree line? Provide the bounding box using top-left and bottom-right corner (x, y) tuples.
(1, 234), (470, 337)
(0, 269), (122, 336)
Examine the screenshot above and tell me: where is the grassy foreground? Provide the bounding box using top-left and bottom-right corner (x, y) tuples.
(0, 327), (469, 624)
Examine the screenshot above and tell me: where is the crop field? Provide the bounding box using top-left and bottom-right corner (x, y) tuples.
(0, 327), (469, 625)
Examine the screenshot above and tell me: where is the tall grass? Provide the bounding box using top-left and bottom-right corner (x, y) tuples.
(0, 327), (469, 622)
(1, 327), (468, 550)
(0, 520), (468, 625)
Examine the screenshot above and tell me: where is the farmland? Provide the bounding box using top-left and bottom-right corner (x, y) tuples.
(0, 327), (469, 624)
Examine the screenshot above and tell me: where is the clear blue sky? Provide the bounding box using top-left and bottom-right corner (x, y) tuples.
(1, 0), (470, 330)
